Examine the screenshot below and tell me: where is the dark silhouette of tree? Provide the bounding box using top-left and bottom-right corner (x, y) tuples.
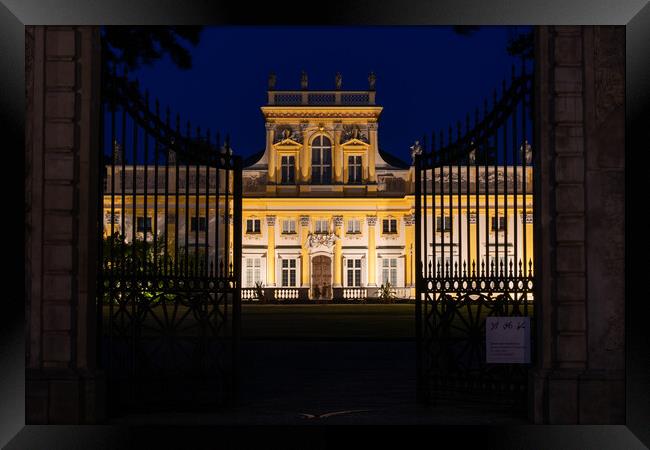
(101, 26), (203, 72)
(451, 26), (481, 36)
(506, 30), (534, 60)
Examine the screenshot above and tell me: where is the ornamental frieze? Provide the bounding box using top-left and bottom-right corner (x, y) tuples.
(366, 216), (377, 226)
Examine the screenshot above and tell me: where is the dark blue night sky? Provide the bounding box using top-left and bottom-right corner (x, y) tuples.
(129, 26), (532, 164)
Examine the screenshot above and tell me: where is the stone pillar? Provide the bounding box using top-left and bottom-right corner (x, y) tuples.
(333, 215), (343, 287)
(25, 26), (105, 424)
(333, 124), (343, 183)
(300, 215), (310, 287)
(531, 25), (625, 424)
(403, 214), (415, 286)
(266, 215), (276, 286)
(366, 215), (377, 287)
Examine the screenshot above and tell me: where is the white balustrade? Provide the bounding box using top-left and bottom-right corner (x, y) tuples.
(274, 288), (299, 300)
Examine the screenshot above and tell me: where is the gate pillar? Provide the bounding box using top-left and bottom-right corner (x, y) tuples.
(25, 26), (105, 423)
(532, 25), (625, 424)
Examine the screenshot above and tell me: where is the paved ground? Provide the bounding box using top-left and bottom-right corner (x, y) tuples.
(109, 340), (527, 426)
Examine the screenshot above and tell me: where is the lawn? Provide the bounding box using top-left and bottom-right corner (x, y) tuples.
(101, 302), (533, 340)
(241, 304), (416, 340)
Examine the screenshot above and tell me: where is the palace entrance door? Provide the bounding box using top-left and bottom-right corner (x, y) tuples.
(311, 255), (332, 300)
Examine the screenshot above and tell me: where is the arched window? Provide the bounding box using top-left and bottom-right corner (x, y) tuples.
(311, 135), (332, 184)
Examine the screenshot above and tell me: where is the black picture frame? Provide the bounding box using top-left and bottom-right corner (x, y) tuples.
(3, 1), (648, 448)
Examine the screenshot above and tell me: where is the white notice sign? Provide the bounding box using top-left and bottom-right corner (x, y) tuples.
(485, 316), (531, 364)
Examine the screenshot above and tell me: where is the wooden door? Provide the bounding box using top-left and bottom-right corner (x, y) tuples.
(311, 255), (332, 299)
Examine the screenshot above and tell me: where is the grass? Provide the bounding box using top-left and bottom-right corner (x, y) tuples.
(102, 302), (534, 340)
(241, 304), (415, 339)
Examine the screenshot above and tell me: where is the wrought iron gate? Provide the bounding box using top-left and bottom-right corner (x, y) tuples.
(97, 67), (242, 415)
(415, 62), (534, 409)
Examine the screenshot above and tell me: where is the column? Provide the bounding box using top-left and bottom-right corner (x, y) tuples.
(403, 214), (414, 286)
(367, 215), (377, 286)
(265, 123), (276, 184)
(266, 215), (276, 286)
(300, 215), (310, 287)
(469, 209), (478, 269)
(367, 123), (378, 182)
(300, 122), (310, 183)
(333, 215), (343, 287)
(333, 124), (343, 183)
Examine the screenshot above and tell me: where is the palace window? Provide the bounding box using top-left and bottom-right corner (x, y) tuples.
(382, 218), (398, 234)
(346, 258), (362, 287)
(311, 135), (332, 184)
(381, 258), (398, 286)
(282, 219), (296, 234)
(436, 216), (452, 232)
(491, 216), (507, 231)
(347, 219), (361, 234)
(136, 216), (152, 232)
(281, 259), (297, 287)
(280, 155), (295, 184)
(246, 218), (261, 233)
(245, 258), (262, 287)
(348, 155), (362, 184)
(190, 216), (207, 232)
(315, 219), (329, 234)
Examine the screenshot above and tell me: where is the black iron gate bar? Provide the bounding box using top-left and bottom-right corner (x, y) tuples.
(97, 65), (242, 414)
(415, 61), (534, 406)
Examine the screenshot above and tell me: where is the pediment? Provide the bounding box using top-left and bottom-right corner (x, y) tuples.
(341, 138), (370, 147)
(273, 138), (302, 148)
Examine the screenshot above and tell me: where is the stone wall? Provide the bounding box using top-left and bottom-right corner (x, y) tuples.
(25, 26), (104, 424)
(532, 25), (625, 424)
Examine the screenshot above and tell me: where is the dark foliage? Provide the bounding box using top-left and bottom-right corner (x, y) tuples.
(101, 26), (203, 72)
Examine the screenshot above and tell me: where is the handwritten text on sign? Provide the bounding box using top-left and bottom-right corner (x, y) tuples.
(485, 316), (531, 364)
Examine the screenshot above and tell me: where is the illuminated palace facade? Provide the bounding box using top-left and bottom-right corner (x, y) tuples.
(102, 75), (534, 302)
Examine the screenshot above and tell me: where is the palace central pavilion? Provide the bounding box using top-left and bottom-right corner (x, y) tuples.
(102, 73), (534, 302)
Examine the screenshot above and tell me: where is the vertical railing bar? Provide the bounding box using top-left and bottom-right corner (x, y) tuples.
(423, 136), (428, 281)
(457, 121), (462, 278)
(153, 97), (159, 276)
(174, 114), (180, 277)
(493, 88), (499, 278)
(430, 133), (435, 281)
(205, 129), (211, 277)
(466, 115), (471, 275)
(439, 131), (445, 279)
(484, 98), (489, 278)
(184, 120), (191, 277)
(513, 66), (519, 282)
(522, 63), (529, 280)
(214, 133), (220, 280)
(163, 106), (170, 276)
(503, 77), (509, 281)
(447, 126), (452, 278)
(130, 79), (138, 407)
(414, 151), (423, 403)
(475, 108), (480, 278)
(142, 89), (149, 276)
(232, 155), (243, 405)
(194, 126), (201, 276)
(224, 136), (231, 323)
